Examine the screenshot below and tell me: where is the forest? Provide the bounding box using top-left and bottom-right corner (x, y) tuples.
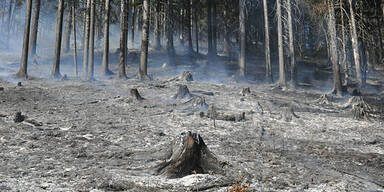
(0, 0), (384, 191)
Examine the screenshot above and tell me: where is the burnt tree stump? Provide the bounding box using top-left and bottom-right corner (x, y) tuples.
(173, 85), (192, 99)
(130, 88), (144, 101)
(167, 71), (194, 82)
(14, 112), (25, 123)
(155, 131), (226, 178)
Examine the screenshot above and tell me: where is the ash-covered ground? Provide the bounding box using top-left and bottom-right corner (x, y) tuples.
(1, 49), (384, 192)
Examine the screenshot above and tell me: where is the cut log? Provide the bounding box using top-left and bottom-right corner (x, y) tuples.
(167, 71), (194, 82)
(130, 88), (144, 101)
(207, 105), (245, 122)
(173, 85), (192, 99)
(155, 131), (227, 178)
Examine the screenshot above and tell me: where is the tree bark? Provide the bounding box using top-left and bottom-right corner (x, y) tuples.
(348, 0), (363, 86)
(139, 0), (150, 79)
(102, 0), (113, 76)
(131, 1), (136, 46)
(51, 0), (65, 78)
(340, 0), (349, 84)
(207, 0), (213, 57)
(119, 0), (128, 79)
(87, 0), (95, 80)
(166, 0), (175, 59)
(16, 0), (32, 78)
(212, 0), (217, 55)
(63, 3), (73, 53)
(153, 0), (161, 50)
(29, 0), (40, 57)
(186, 0), (193, 54)
(263, 0), (272, 82)
(239, 0), (246, 77)
(193, 0), (199, 54)
(287, 0), (296, 86)
(328, 0), (342, 95)
(277, 0), (286, 87)
(72, 0), (78, 77)
(82, 0), (91, 79)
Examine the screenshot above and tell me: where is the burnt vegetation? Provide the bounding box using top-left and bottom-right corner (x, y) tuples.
(1, 0), (384, 191)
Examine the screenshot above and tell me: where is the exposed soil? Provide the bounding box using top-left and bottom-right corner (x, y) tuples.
(1, 50), (384, 191)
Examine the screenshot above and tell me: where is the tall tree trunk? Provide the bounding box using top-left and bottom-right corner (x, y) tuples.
(207, 0), (213, 57)
(166, 0), (175, 59)
(102, 0), (113, 76)
(193, 0), (199, 54)
(375, 0), (383, 66)
(63, 4), (73, 53)
(82, 0), (91, 79)
(153, 0), (161, 49)
(277, 0), (286, 87)
(186, 0), (193, 54)
(239, 0), (246, 77)
(131, 1), (136, 46)
(87, 0), (95, 80)
(52, 0), (65, 78)
(6, 0), (14, 49)
(139, 0), (150, 79)
(340, 0), (349, 84)
(212, 0), (217, 55)
(16, 0), (32, 78)
(263, 0), (272, 82)
(179, 8), (184, 45)
(73, 0), (78, 77)
(119, 0), (127, 79)
(328, 0), (342, 95)
(287, 0), (296, 86)
(29, 0), (40, 57)
(348, 0), (362, 86)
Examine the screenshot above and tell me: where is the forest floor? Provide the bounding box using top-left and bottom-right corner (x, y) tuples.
(1, 48), (384, 191)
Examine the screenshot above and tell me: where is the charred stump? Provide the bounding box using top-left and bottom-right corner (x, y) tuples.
(130, 88), (144, 101)
(155, 131), (226, 178)
(14, 112), (25, 123)
(173, 85), (192, 99)
(240, 87), (251, 96)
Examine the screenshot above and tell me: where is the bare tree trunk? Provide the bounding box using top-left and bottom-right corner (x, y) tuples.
(179, 8), (184, 45)
(239, 0), (246, 77)
(87, 0), (95, 80)
(263, 0), (272, 82)
(277, 0), (286, 87)
(72, 0), (78, 77)
(139, 0), (150, 79)
(153, 0), (161, 50)
(340, 0), (349, 85)
(212, 0), (217, 55)
(166, 0), (175, 59)
(207, 0), (213, 57)
(348, 0), (362, 86)
(102, 0), (113, 76)
(51, 0), (65, 78)
(193, 0), (199, 54)
(119, 0), (127, 79)
(131, 1), (136, 46)
(82, 0), (91, 79)
(16, 0), (32, 78)
(186, 0), (193, 54)
(287, 0), (296, 86)
(63, 4), (73, 53)
(328, 0), (342, 95)
(29, 0), (40, 57)
(375, 0), (383, 66)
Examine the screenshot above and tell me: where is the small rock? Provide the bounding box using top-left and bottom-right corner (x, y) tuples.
(158, 132), (166, 136)
(14, 112), (25, 123)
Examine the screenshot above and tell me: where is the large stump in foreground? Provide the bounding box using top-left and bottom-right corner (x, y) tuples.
(155, 131), (226, 178)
